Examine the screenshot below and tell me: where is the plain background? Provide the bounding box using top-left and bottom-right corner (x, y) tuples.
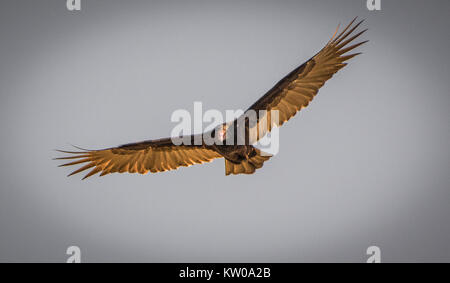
(0, 0), (449, 262)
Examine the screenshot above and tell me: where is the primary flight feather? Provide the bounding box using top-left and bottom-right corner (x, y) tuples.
(55, 18), (368, 179)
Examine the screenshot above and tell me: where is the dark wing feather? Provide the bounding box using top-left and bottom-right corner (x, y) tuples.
(55, 137), (222, 179)
(244, 17), (368, 142)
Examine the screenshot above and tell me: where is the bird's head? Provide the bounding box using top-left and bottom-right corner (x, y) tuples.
(212, 123), (229, 144)
(218, 123), (228, 142)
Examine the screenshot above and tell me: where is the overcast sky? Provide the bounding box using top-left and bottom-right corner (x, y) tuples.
(0, 0), (449, 262)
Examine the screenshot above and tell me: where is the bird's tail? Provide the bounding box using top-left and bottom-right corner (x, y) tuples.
(225, 148), (272, 175)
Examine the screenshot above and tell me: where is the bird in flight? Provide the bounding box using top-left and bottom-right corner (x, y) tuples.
(56, 18), (367, 179)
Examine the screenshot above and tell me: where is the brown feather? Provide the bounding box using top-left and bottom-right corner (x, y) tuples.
(56, 138), (222, 179)
(56, 18), (366, 178)
(243, 18), (367, 141)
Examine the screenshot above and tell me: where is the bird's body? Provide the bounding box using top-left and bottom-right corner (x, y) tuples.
(56, 18), (368, 179)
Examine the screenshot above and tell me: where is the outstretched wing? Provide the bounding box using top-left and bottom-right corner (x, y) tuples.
(55, 137), (222, 179)
(245, 17), (368, 141)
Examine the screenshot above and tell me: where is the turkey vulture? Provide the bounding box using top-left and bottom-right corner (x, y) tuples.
(55, 18), (367, 179)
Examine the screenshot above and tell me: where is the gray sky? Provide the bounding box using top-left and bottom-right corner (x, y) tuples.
(0, 0), (449, 262)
